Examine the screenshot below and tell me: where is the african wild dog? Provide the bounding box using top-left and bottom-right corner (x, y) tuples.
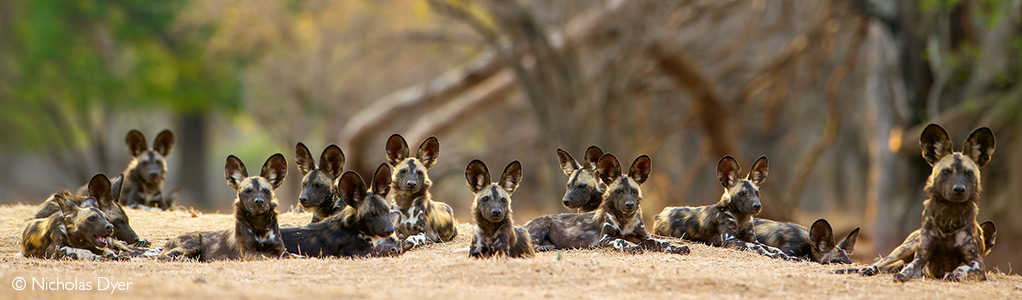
(295, 142), (346, 223)
(38, 174), (146, 246)
(465, 160), (533, 258)
(159, 154), (287, 261)
(385, 134), (457, 246)
(753, 218), (859, 264)
(119, 129), (176, 210)
(22, 176), (123, 260)
(652, 155), (789, 259)
(843, 124), (996, 282)
(556, 146), (606, 212)
(282, 163), (403, 258)
(525, 154), (689, 255)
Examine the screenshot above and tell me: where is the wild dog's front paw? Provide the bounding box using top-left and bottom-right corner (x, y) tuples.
(624, 245), (644, 254)
(666, 244), (690, 255)
(134, 239), (152, 248)
(534, 245), (556, 252)
(405, 234), (428, 247)
(892, 270), (916, 282)
(859, 266), (878, 277)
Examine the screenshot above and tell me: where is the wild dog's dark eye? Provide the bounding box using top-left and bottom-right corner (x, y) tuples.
(415, 169), (423, 175)
(399, 169), (407, 174)
(481, 195), (489, 202)
(942, 168), (952, 174)
(262, 188), (270, 194)
(243, 188), (253, 194)
(754, 190), (760, 196)
(965, 169), (974, 176)
(578, 183), (588, 189)
(88, 215), (97, 221)
(738, 191), (747, 197)
(501, 197), (508, 203)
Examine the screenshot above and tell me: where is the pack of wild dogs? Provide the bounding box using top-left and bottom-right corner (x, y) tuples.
(19, 124), (999, 282)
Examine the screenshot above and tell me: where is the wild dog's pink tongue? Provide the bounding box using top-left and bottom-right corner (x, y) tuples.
(96, 236), (106, 243)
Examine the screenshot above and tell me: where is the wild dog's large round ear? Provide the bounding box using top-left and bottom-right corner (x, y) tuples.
(919, 124), (953, 166)
(125, 130), (148, 158)
(499, 160), (523, 194)
(225, 155), (249, 191)
(371, 163), (392, 197)
(980, 221), (996, 255)
(385, 134), (410, 166)
(416, 136), (440, 169)
(583, 146), (604, 170)
(716, 156), (741, 189)
(962, 127), (995, 167)
(320, 145), (346, 179)
(465, 159), (491, 194)
(87, 174), (114, 205)
(747, 156), (769, 186)
(54, 193), (80, 217)
(153, 129), (175, 157)
(838, 227), (860, 255)
(596, 154), (622, 184)
(628, 155), (652, 185)
(336, 171), (367, 207)
(809, 219), (836, 251)
(260, 153), (288, 190)
(556, 148), (580, 177)
(295, 142), (316, 176)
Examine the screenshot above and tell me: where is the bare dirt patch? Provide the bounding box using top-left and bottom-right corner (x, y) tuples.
(0, 204), (1019, 299)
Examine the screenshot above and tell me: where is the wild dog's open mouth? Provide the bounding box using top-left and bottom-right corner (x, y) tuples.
(94, 235), (108, 248)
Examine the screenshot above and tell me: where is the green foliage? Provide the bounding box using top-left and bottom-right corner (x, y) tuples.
(0, 0), (242, 151)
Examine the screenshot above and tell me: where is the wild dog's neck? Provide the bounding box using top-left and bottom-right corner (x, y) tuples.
(924, 197), (979, 235)
(473, 210), (512, 236)
(392, 189), (429, 211)
(715, 195), (754, 225)
(234, 200), (277, 235)
(580, 193), (603, 212)
(126, 163), (163, 189)
(316, 193), (340, 213)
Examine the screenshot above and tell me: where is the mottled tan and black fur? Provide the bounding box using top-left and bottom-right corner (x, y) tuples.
(754, 218), (859, 264)
(119, 129), (176, 210)
(525, 154), (689, 255)
(22, 177), (121, 260)
(556, 146), (606, 212)
(159, 154), (287, 261)
(653, 155), (789, 259)
(385, 134), (457, 246)
(465, 160), (533, 258)
(281, 164), (401, 258)
(38, 174), (146, 246)
(844, 124), (996, 282)
(295, 142), (346, 223)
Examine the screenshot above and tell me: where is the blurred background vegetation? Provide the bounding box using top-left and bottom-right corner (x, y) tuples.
(1, 0), (1020, 273)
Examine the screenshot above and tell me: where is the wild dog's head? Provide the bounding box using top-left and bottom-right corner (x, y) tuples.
(295, 143), (345, 209)
(919, 124), (995, 203)
(556, 146), (606, 210)
(716, 155), (768, 216)
(595, 154), (651, 216)
(125, 130), (175, 186)
(465, 160), (523, 224)
(336, 163), (395, 239)
(225, 154), (287, 216)
(385, 134), (439, 197)
(57, 181), (115, 251)
(87, 174), (138, 244)
(808, 219), (859, 264)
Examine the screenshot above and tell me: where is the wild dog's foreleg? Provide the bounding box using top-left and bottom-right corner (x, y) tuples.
(721, 234), (794, 260)
(54, 246), (106, 260)
(638, 238), (690, 255)
(597, 223), (642, 254)
(524, 217), (556, 251)
(946, 230), (987, 281)
(893, 230), (933, 282)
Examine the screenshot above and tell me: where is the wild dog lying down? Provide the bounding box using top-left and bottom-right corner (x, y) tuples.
(556, 146), (606, 212)
(754, 218), (859, 264)
(159, 154), (287, 261)
(385, 134), (457, 246)
(652, 155), (790, 259)
(281, 164), (403, 258)
(295, 142), (346, 223)
(22, 176), (124, 260)
(119, 129), (177, 210)
(465, 160), (533, 258)
(844, 124), (996, 282)
(37, 174), (146, 246)
(526, 154), (689, 255)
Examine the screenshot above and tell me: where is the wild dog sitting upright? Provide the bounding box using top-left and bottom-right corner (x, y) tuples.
(652, 155), (789, 259)
(465, 160), (533, 258)
(385, 134), (457, 245)
(37, 174), (145, 246)
(526, 154), (689, 255)
(851, 124), (996, 282)
(282, 163), (402, 258)
(22, 176), (122, 260)
(556, 146), (606, 212)
(754, 218), (859, 264)
(295, 142), (346, 223)
(119, 129), (177, 210)
(159, 154), (287, 261)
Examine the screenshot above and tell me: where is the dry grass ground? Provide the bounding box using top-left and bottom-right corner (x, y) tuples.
(0, 203), (1020, 299)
